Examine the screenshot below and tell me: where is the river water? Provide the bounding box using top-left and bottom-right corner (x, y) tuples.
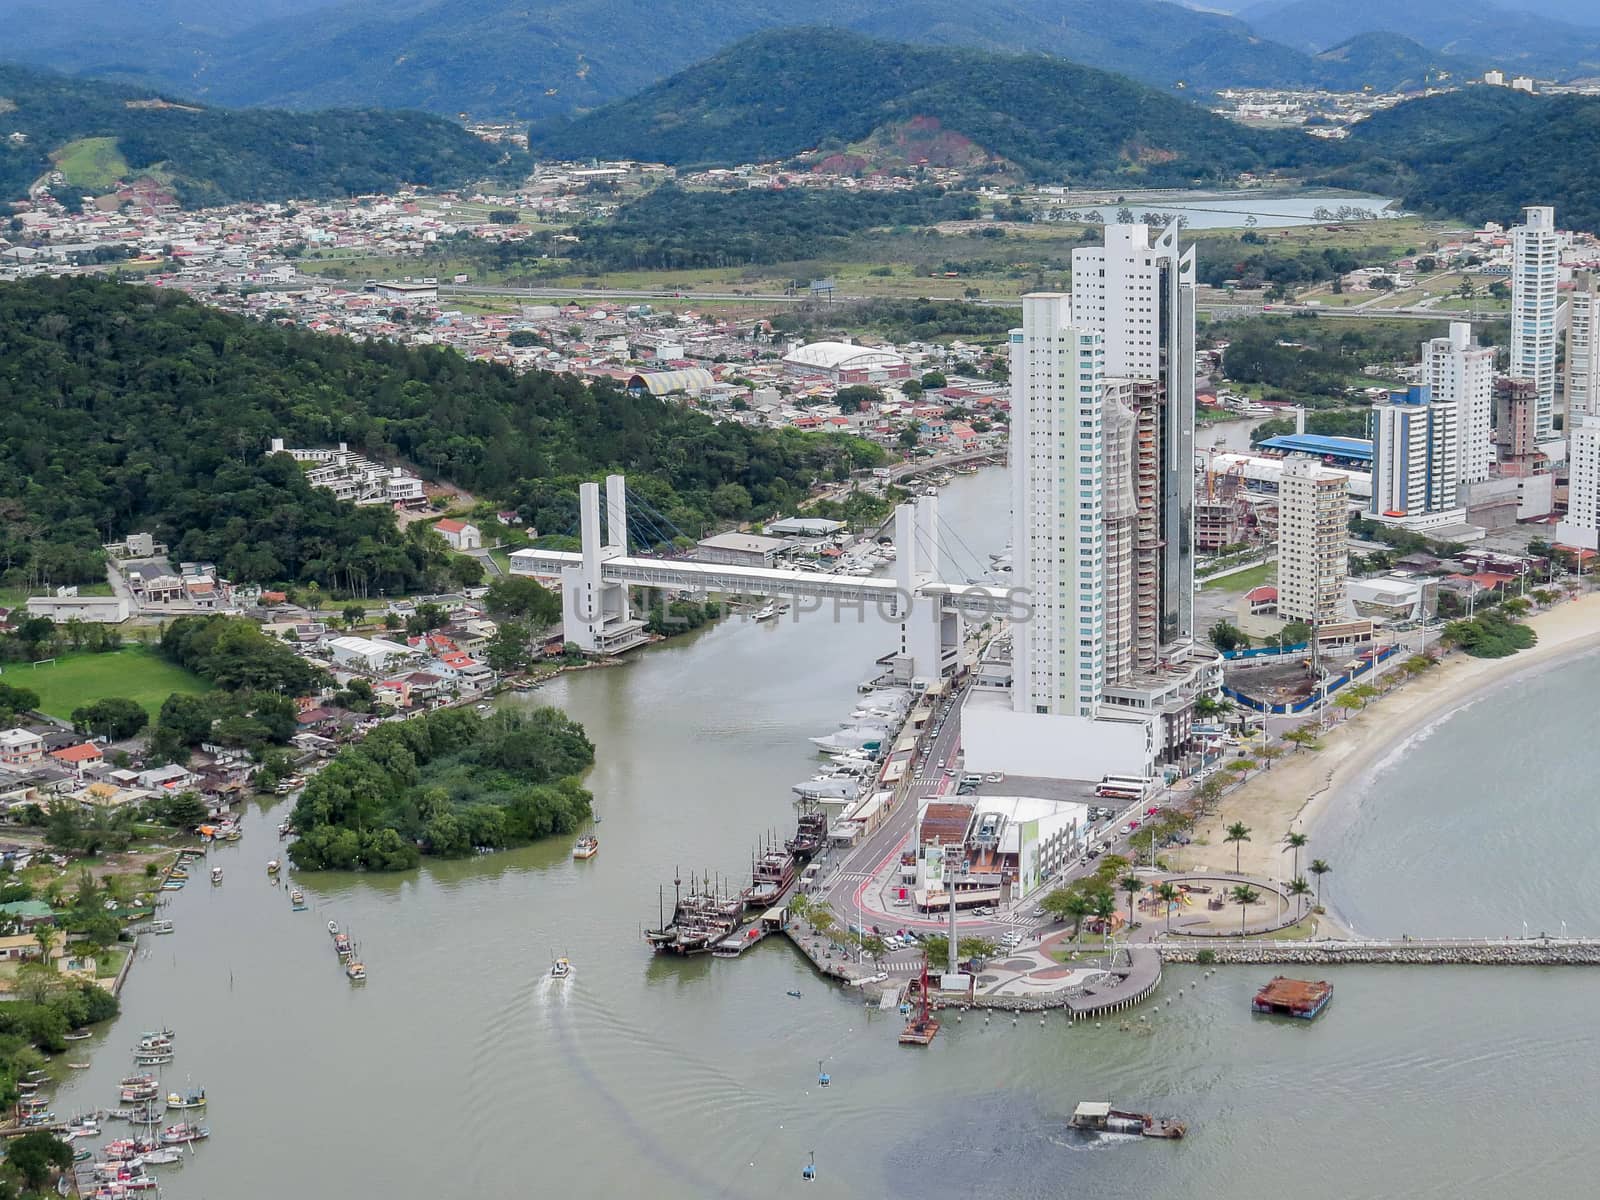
(54, 469), (1600, 1200)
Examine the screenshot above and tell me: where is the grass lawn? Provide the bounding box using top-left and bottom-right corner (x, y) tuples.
(10, 646), (211, 720)
(1201, 562), (1275, 593)
(52, 136), (131, 192)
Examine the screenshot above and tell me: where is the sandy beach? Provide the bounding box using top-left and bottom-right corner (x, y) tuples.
(1170, 592), (1600, 903)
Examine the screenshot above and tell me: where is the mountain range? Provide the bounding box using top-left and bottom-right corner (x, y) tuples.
(528, 29), (1327, 184)
(0, 0), (1491, 121)
(0, 63), (518, 209)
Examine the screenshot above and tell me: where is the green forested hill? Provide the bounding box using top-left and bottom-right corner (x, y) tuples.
(0, 278), (882, 594)
(0, 63), (517, 208)
(1326, 91), (1600, 232)
(530, 30), (1328, 184)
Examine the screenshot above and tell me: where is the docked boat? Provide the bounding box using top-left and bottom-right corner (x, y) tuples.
(644, 875), (746, 956)
(808, 726), (888, 754)
(1068, 1101), (1187, 1139)
(68, 1061), (91, 1070)
(134, 1052), (173, 1066)
(550, 956), (571, 979)
(784, 807), (830, 861)
(278, 821), (293, 838)
(64, 1030), (93, 1040)
(139, 1028), (176, 1041)
(166, 1089), (206, 1110)
(161, 880), (185, 891)
(572, 834), (599, 860)
(266, 860), (280, 875)
(290, 889), (307, 911)
(160, 1122), (209, 1144)
(752, 602), (779, 622)
(137, 1147), (184, 1165)
(791, 776), (861, 802)
(1252, 976), (1333, 1020)
(119, 1085), (159, 1104)
(346, 960), (367, 982)
(209, 866), (223, 884)
(742, 846), (798, 910)
(135, 1034), (172, 1050)
(150, 920), (175, 935)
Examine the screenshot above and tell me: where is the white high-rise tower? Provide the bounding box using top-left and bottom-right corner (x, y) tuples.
(1422, 322), (1495, 486)
(1511, 205), (1560, 441)
(1567, 272), (1600, 426)
(1009, 294), (1104, 718)
(1070, 223), (1197, 644)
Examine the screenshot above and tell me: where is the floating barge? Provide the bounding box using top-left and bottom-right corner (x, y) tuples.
(899, 961), (941, 1046)
(1068, 1102), (1187, 1139)
(1252, 976), (1333, 1019)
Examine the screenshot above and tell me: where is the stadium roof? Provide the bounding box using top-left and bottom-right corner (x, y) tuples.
(1257, 434), (1373, 463)
(626, 368), (714, 396)
(781, 341), (907, 371)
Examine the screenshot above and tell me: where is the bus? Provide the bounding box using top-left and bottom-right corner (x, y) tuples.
(1095, 775), (1156, 802)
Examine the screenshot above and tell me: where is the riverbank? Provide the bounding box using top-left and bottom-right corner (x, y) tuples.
(1172, 592), (1600, 928)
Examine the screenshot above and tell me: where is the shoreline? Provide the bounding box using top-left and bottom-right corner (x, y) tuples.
(1172, 592), (1600, 934)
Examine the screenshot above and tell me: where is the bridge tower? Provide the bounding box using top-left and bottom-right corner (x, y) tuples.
(561, 474), (649, 655)
(892, 494), (963, 687)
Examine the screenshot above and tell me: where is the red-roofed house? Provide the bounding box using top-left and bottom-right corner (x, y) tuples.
(433, 519), (481, 551)
(49, 742), (103, 778)
(1245, 585), (1278, 615)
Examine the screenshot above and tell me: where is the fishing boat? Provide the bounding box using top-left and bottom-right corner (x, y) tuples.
(160, 1122), (208, 1144)
(550, 956), (571, 979)
(138, 1028), (176, 1042)
(346, 960), (367, 982)
(209, 866), (223, 885)
(135, 1034), (172, 1050)
(290, 889), (307, 911)
(73, 1149), (92, 1163)
(120, 1086), (160, 1104)
(266, 860), (280, 875)
(1068, 1101), (1188, 1139)
(166, 1089), (206, 1110)
(571, 834), (599, 860)
(136, 1147), (183, 1165)
(333, 932), (353, 960)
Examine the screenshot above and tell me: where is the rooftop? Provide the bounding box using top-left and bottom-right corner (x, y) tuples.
(1258, 434), (1374, 463)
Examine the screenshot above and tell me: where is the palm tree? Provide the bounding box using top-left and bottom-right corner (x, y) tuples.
(1309, 859), (1331, 909)
(33, 925), (56, 965)
(1063, 891), (1094, 939)
(1155, 882), (1181, 934)
(1224, 822), (1252, 874)
(1120, 875), (1143, 931)
(1287, 876), (1312, 917)
(1230, 884), (1261, 935)
(1090, 890), (1118, 943)
(1282, 830), (1308, 881)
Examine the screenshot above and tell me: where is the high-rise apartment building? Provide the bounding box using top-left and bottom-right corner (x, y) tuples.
(1556, 416), (1600, 551)
(1422, 322), (1495, 486)
(1009, 294), (1105, 718)
(1371, 385), (1462, 528)
(1567, 272), (1600, 426)
(1071, 223), (1197, 644)
(1277, 458), (1349, 625)
(1511, 205), (1560, 440)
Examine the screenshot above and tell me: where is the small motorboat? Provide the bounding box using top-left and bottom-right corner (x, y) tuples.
(278, 821), (293, 838)
(166, 1089), (206, 1110)
(786, 990), (803, 998)
(150, 920), (175, 935)
(134, 1054), (173, 1066)
(136, 1147), (183, 1165)
(67, 1061), (91, 1069)
(209, 866), (223, 885)
(64, 1030), (93, 1040)
(266, 860), (281, 875)
(290, 889), (307, 911)
(327, 920), (339, 936)
(550, 956), (572, 979)
(346, 961), (367, 982)
(572, 834), (599, 860)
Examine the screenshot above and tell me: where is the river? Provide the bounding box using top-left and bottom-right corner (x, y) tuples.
(53, 469), (1600, 1200)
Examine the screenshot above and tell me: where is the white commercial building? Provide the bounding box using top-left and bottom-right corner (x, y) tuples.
(1009, 294), (1105, 719)
(1556, 416), (1600, 551)
(1370, 386), (1464, 530)
(1511, 205), (1560, 441)
(1567, 272), (1600, 425)
(779, 341), (910, 384)
(326, 635), (416, 673)
(1422, 322), (1494, 486)
(1277, 457), (1349, 625)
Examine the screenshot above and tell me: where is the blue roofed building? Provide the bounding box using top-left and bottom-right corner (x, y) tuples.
(1256, 434), (1374, 468)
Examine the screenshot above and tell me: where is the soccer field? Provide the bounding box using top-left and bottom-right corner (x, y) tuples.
(8, 646), (211, 719)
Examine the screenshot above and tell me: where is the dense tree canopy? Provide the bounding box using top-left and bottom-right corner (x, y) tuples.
(0, 278), (884, 592)
(290, 706), (595, 870)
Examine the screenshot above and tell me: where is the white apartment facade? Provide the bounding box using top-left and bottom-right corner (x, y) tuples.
(1511, 205), (1559, 441)
(1009, 294), (1105, 718)
(1370, 386), (1463, 529)
(1556, 416), (1600, 551)
(1567, 272), (1600, 425)
(1422, 322), (1494, 486)
(1276, 457), (1349, 625)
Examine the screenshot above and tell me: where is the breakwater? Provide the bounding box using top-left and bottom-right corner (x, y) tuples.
(1158, 938), (1600, 966)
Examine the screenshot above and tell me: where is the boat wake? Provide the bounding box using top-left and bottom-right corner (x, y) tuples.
(532, 971), (574, 1006)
